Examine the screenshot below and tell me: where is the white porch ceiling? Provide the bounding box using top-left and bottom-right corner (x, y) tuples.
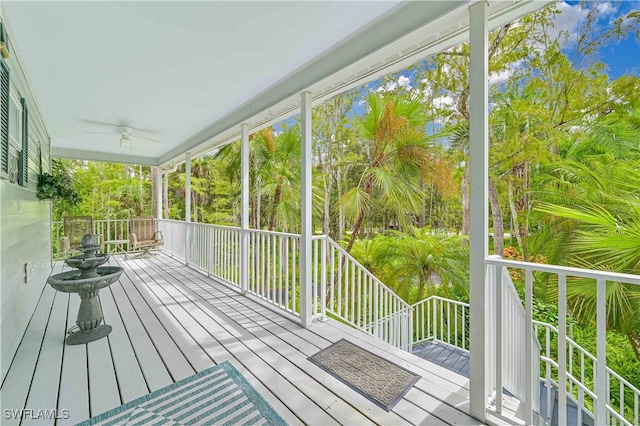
(2, 1), (551, 167)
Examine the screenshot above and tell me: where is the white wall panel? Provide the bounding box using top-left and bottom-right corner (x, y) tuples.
(0, 35), (52, 383)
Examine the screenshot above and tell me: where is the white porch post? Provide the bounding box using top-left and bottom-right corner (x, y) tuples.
(185, 152), (192, 223)
(240, 123), (250, 294)
(185, 151), (192, 265)
(300, 91), (313, 328)
(156, 167), (163, 220)
(468, 1), (489, 422)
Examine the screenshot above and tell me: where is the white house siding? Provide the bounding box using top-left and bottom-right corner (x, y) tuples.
(0, 30), (52, 383)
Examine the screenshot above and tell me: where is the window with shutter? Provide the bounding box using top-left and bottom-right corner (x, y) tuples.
(1, 59), (8, 174)
(18, 98), (28, 186)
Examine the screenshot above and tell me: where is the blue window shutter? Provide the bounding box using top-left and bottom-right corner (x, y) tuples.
(0, 59), (8, 174)
(19, 97), (28, 186)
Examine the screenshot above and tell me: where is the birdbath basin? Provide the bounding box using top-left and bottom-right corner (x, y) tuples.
(47, 234), (123, 345)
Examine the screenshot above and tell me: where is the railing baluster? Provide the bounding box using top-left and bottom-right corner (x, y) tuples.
(330, 244), (335, 314)
(432, 297), (437, 341)
(496, 265), (503, 414)
(291, 238), (296, 314)
(344, 257), (349, 321)
(373, 282), (379, 339)
(278, 234), (282, 303)
(525, 269), (534, 426)
(634, 388), (638, 426)
(321, 237), (327, 319)
(351, 261), (355, 325)
(447, 302), (451, 344)
(596, 278), (607, 426)
(462, 306), (466, 350)
(454, 304), (458, 348)
(284, 236), (289, 309)
(357, 267), (362, 328)
(337, 253), (342, 318)
(558, 274), (568, 426)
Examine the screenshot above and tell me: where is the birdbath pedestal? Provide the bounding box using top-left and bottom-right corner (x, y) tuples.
(47, 234), (123, 345)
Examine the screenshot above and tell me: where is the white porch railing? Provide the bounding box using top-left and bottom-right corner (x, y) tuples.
(158, 219), (187, 261)
(312, 235), (413, 352)
(247, 229), (301, 316)
(412, 296), (470, 350)
(485, 260), (542, 416)
(486, 257), (640, 426)
(534, 320), (640, 426)
(52, 219), (131, 259)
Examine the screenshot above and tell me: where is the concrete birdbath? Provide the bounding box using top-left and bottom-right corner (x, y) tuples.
(47, 234), (123, 345)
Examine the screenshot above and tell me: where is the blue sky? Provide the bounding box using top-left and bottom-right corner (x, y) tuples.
(277, 1), (638, 131)
(561, 0), (639, 79)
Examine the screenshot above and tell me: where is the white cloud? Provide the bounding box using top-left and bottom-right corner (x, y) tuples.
(551, 1), (618, 46)
(376, 81), (397, 93)
(489, 69), (510, 86)
(489, 59), (524, 86)
(433, 95), (455, 110)
(398, 75), (412, 90)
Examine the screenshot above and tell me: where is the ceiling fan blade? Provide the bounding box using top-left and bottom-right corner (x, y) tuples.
(134, 135), (162, 144)
(85, 131), (119, 136)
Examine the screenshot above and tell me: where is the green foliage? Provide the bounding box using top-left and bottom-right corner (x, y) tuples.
(349, 229), (469, 304)
(37, 171), (80, 205)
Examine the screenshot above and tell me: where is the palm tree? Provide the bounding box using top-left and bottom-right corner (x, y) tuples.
(215, 126), (303, 231)
(532, 111), (640, 359)
(350, 228), (469, 303)
(340, 92), (437, 253)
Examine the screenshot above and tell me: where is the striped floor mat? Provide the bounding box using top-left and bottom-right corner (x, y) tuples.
(78, 361), (286, 426)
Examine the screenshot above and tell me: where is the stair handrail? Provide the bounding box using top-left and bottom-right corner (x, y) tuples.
(534, 319), (640, 426)
(318, 236), (414, 351)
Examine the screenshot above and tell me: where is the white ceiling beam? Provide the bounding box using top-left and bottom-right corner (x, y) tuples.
(52, 146), (158, 166)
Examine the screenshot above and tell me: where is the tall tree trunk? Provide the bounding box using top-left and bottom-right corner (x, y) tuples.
(138, 165), (143, 215)
(461, 165), (470, 236)
(489, 179), (504, 257)
(193, 195), (198, 222)
(323, 175), (333, 236)
(163, 172), (169, 219)
(507, 180), (524, 255)
(337, 168), (344, 239)
(419, 180), (426, 228)
(256, 194), (261, 229)
(151, 166), (158, 218)
(344, 176), (372, 253)
(628, 331), (640, 362)
(267, 185), (281, 231)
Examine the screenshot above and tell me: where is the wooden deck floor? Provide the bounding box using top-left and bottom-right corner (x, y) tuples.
(412, 342), (471, 378)
(1, 253), (480, 425)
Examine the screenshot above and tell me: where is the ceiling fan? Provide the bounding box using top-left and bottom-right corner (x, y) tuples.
(85, 126), (162, 149)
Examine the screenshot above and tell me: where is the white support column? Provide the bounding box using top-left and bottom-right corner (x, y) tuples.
(185, 152), (192, 223)
(156, 168), (163, 220)
(468, 1), (489, 422)
(300, 91), (313, 328)
(240, 123), (250, 295)
(185, 151), (192, 265)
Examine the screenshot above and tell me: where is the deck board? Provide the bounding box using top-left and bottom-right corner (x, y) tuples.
(99, 276), (149, 403)
(414, 341), (472, 378)
(0, 284), (57, 426)
(149, 257), (405, 425)
(57, 293), (90, 425)
(1, 253), (479, 426)
(22, 290), (68, 425)
(147, 256), (477, 425)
